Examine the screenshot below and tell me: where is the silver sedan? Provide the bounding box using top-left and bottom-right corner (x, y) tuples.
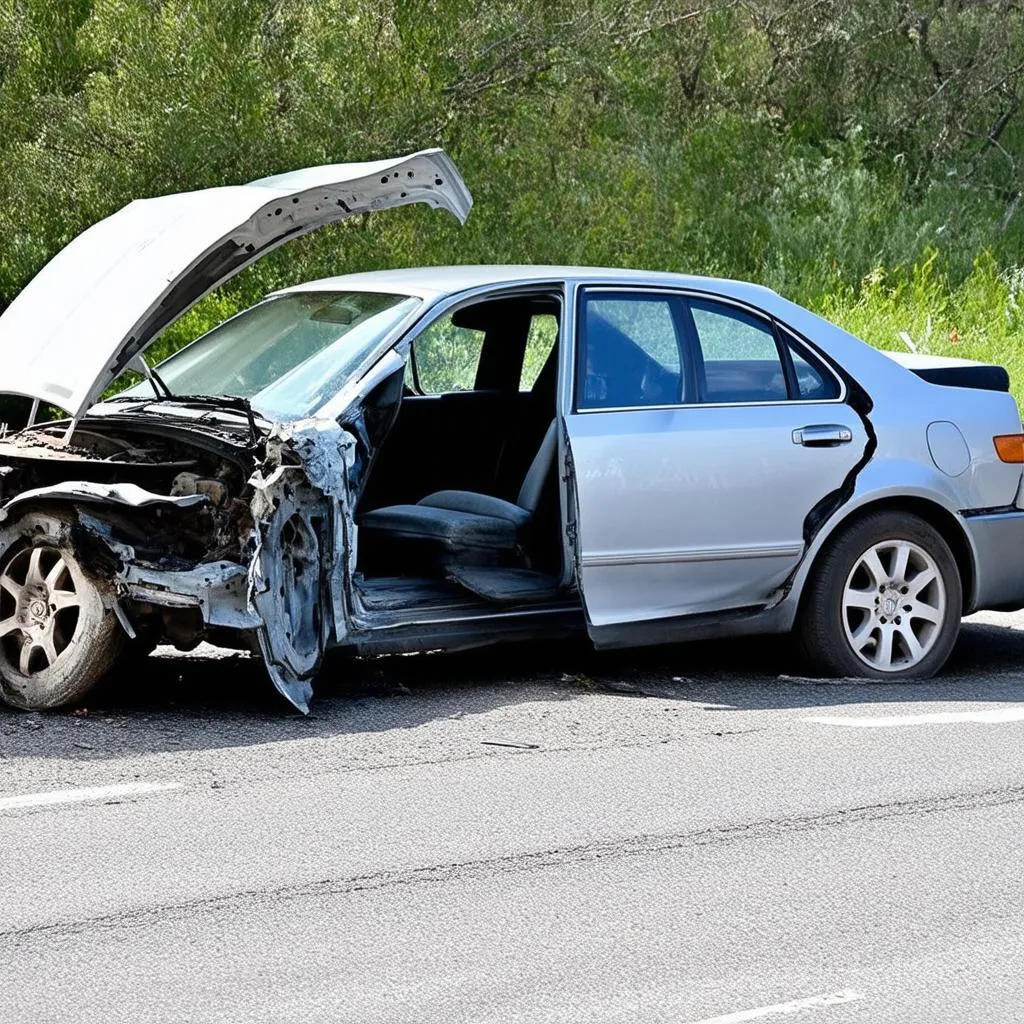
(1, 149), (1023, 712)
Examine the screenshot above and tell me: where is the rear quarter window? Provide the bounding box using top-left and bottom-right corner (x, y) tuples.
(689, 299), (788, 404)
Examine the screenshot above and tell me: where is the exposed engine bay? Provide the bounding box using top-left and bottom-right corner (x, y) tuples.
(0, 417), (257, 568)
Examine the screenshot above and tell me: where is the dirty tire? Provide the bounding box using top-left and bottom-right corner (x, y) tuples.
(797, 511), (962, 680)
(0, 513), (125, 710)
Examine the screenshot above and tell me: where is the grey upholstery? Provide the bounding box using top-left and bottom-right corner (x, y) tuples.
(516, 421), (558, 513)
(419, 491), (532, 528)
(360, 502), (520, 550)
(360, 421), (558, 561)
(446, 565), (562, 604)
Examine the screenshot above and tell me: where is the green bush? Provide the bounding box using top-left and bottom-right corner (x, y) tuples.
(820, 250), (1024, 403)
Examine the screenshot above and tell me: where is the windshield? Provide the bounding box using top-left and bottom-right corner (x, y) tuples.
(123, 290), (420, 420)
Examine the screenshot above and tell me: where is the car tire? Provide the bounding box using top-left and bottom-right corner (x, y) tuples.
(797, 511), (962, 680)
(0, 513), (125, 710)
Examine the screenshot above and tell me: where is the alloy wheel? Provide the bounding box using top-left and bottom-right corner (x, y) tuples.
(841, 538), (947, 672)
(0, 546), (82, 676)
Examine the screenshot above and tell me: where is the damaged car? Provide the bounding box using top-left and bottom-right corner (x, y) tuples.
(3, 148), (1024, 714)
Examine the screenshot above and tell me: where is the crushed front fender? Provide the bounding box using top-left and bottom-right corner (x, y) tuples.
(247, 419), (357, 713)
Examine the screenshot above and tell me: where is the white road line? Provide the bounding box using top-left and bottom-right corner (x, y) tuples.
(806, 707), (1024, 728)
(0, 781), (182, 812)
(687, 989), (864, 1024)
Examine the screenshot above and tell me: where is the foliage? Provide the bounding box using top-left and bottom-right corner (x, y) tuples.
(820, 251), (1024, 388)
(2, 0), (1024, 414)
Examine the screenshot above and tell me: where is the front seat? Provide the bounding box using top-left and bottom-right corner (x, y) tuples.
(359, 421), (558, 566)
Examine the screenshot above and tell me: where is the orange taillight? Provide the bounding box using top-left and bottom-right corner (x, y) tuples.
(994, 434), (1024, 463)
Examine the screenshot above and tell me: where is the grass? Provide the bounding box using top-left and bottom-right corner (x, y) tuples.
(816, 249), (1024, 408)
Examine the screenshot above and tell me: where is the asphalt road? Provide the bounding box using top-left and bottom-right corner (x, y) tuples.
(4, 611), (1024, 1022)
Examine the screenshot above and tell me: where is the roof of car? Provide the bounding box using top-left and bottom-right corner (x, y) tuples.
(274, 265), (781, 305)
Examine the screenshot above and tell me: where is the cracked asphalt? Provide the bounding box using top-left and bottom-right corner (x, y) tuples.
(3, 611), (1024, 1022)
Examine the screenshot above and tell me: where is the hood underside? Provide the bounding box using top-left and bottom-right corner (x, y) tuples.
(0, 149), (471, 419)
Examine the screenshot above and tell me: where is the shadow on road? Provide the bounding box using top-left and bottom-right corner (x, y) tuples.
(1, 615), (1023, 761)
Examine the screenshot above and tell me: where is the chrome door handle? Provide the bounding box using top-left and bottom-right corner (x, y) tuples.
(793, 424), (854, 447)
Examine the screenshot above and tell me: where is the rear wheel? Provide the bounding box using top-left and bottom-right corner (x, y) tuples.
(0, 515), (125, 710)
(797, 511), (962, 679)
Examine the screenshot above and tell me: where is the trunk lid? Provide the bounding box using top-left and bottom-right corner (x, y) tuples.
(882, 351), (1011, 393)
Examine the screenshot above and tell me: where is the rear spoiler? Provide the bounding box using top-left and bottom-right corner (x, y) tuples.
(909, 364), (1010, 393)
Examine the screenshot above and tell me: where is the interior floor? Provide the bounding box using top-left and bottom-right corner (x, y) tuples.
(354, 568), (569, 616)
(355, 575), (481, 613)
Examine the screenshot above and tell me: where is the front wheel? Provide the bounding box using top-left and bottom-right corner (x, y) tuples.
(0, 514), (125, 710)
(797, 511), (962, 679)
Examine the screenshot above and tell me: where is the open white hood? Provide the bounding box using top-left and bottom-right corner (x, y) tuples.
(0, 149), (471, 418)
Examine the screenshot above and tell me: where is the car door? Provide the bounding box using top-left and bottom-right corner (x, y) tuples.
(564, 287), (869, 638)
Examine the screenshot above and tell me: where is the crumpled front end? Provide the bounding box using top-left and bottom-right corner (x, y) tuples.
(0, 415), (359, 712)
